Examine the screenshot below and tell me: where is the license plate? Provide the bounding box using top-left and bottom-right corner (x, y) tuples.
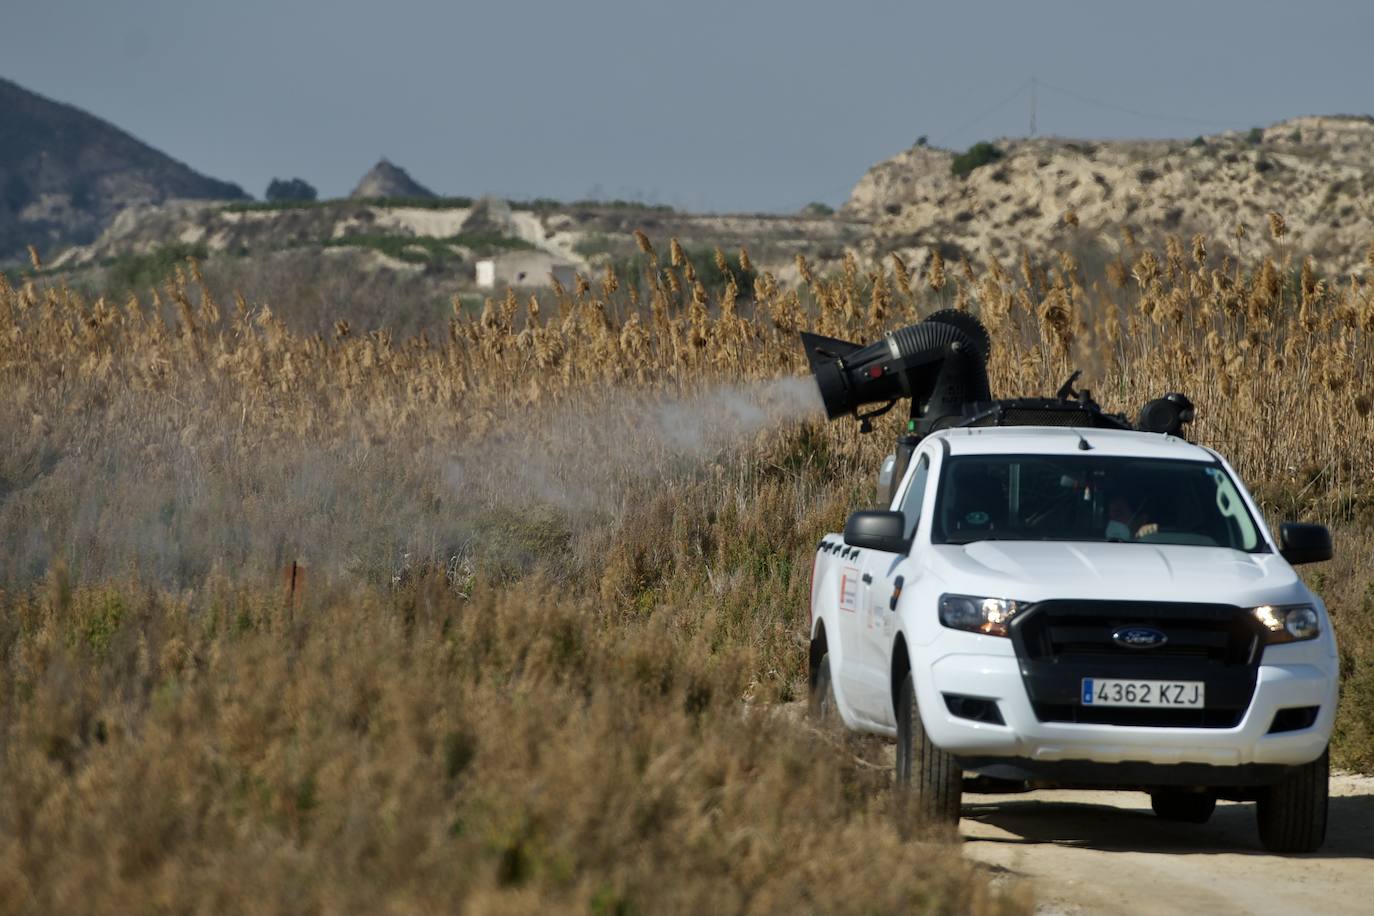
(1081, 678), (1204, 708)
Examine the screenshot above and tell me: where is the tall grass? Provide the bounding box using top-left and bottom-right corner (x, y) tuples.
(1, 226), (1373, 911)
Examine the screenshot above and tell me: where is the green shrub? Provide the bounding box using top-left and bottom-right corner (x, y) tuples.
(354, 196), (475, 210)
(451, 231), (535, 255)
(801, 202), (834, 217)
(572, 234), (617, 258)
(322, 232), (533, 264)
(1246, 126), (1264, 145)
(509, 198), (565, 211)
(950, 142), (1004, 179)
(612, 246), (755, 298)
(103, 243), (209, 292)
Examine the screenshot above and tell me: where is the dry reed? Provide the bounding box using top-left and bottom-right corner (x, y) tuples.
(1, 230), (1373, 911)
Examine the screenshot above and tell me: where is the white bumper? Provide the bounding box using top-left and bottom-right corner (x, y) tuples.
(915, 650), (1336, 768)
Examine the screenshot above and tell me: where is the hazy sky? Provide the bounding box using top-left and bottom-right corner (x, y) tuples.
(4, 1), (1372, 212)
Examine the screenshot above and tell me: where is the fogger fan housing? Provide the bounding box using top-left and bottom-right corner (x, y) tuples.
(800, 311), (1193, 438)
(800, 310), (992, 433)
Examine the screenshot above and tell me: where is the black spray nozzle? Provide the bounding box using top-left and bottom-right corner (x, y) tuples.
(800, 310), (993, 430)
(1137, 392), (1195, 437)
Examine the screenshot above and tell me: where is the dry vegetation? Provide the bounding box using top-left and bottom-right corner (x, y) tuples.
(2, 225), (1374, 913)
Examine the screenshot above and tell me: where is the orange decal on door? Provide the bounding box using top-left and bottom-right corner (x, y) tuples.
(839, 566), (860, 612)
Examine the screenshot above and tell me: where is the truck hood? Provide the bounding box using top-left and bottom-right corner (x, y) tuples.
(929, 540), (1308, 606)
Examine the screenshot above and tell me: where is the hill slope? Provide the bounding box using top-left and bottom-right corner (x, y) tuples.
(350, 159), (436, 199)
(0, 77), (248, 263)
(844, 116), (1374, 277)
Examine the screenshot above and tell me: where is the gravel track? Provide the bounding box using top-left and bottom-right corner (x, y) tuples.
(963, 772), (1374, 915)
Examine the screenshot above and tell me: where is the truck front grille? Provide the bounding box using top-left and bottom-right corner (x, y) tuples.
(1010, 600), (1266, 729)
(1016, 600), (1260, 666)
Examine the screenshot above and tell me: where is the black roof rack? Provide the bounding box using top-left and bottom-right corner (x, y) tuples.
(949, 397), (1134, 432)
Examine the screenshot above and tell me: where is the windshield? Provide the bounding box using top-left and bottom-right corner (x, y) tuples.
(932, 454), (1267, 552)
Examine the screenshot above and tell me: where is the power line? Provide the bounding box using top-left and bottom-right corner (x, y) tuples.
(935, 78), (1032, 146)
(932, 77), (1247, 148)
(1033, 78), (1237, 130)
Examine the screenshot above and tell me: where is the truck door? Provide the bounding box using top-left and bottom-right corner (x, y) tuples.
(857, 454), (931, 727)
(831, 542), (894, 724)
(832, 546), (871, 711)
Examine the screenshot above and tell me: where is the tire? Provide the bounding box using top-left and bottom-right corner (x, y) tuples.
(895, 671), (962, 824)
(810, 652), (837, 724)
(1256, 748), (1329, 854)
(1150, 790), (1217, 823)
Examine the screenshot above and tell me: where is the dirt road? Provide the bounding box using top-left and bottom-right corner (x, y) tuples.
(963, 772), (1374, 915)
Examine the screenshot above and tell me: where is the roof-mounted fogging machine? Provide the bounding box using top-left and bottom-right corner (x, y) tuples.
(800, 311), (1196, 504)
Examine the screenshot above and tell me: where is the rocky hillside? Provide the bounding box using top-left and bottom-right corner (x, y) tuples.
(28, 196), (859, 337)
(845, 116), (1374, 278)
(47, 196), (858, 281)
(0, 77), (248, 264)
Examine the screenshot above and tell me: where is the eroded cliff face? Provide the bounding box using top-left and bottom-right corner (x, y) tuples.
(0, 77), (248, 263)
(845, 117), (1374, 277)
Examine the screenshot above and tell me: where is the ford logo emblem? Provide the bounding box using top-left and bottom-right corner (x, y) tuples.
(1112, 626), (1168, 649)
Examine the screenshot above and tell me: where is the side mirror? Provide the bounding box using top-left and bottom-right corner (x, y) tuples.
(844, 510), (910, 554)
(1279, 522), (1332, 566)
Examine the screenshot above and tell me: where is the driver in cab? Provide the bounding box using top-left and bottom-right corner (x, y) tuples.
(1106, 488), (1160, 541)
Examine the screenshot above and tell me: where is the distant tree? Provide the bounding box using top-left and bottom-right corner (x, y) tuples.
(1246, 127), (1264, 145)
(802, 201), (835, 217)
(916, 135), (929, 147)
(265, 177), (318, 202)
(1190, 136), (1207, 147)
(950, 142), (1004, 179)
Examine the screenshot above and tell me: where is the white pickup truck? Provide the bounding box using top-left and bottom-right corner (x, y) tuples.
(807, 423), (1338, 853)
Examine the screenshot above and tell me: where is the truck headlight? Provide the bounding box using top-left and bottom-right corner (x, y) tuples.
(939, 594), (1028, 638)
(1251, 604), (1320, 643)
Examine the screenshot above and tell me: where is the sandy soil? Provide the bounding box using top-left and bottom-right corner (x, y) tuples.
(964, 772), (1374, 915)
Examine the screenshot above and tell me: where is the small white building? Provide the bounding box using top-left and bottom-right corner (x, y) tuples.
(475, 250), (577, 289)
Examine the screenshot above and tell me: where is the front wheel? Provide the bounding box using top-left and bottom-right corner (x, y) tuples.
(1256, 748), (1329, 853)
(810, 652), (837, 724)
(895, 671), (962, 824)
